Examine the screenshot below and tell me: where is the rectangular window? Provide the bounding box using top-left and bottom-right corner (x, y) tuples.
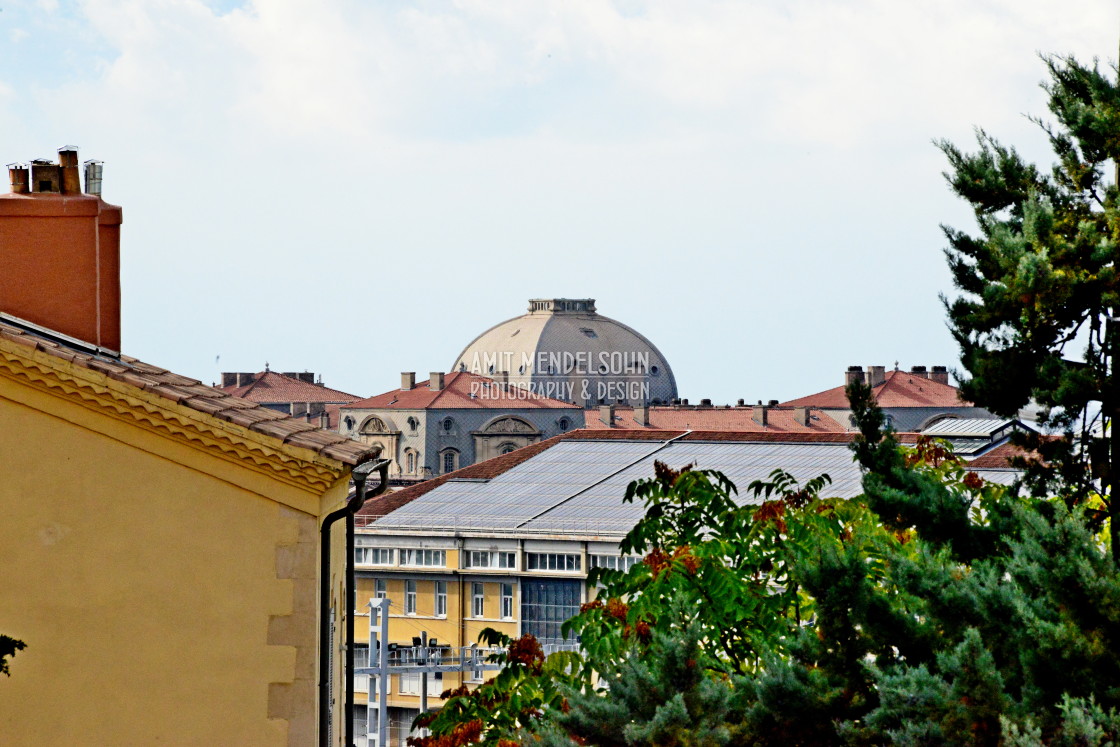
(405, 580), (417, 615)
(401, 549), (446, 567)
(500, 583), (514, 619)
(525, 552), (582, 572)
(464, 550), (517, 569)
(374, 579), (386, 599)
(588, 555), (639, 572)
(435, 581), (447, 617)
(521, 579), (581, 647)
(355, 547), (395, 566)
(472, 582), (485, 618)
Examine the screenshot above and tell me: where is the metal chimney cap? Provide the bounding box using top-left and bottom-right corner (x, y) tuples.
(58, 145), (79, 152)
(6, 162), (26, 169)
(83, 159), (103, 165)
(31, 158), (54, 165)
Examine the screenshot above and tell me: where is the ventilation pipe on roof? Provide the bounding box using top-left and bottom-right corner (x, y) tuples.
(319, 458), (391, 747)
(58, 146), (81, 195)
(7, 163), (28, 194)
(83, 159), (103, 196)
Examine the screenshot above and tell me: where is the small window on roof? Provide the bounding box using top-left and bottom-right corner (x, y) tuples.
(581, 328), (598, 338)
(651, 365), (660, 376)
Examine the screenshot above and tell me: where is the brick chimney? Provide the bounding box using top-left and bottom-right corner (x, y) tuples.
(1, 146), (123, 351)
(634, 406), (650, 426)
(752, 404), (768, 426)
(793, 406), (811, 426)
(430, 372), (445, 391)
(929, 366), (950, 385)
(599, 404), (615, 426)
(866, 365), (886, 387)
(401, 372), (415, 390)
(910, 365), (928, 378)
(845, 366), (864, 386)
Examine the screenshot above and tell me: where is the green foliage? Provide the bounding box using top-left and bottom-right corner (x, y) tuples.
(938, 54), (1120, 550)
(0, 635), (25, 678)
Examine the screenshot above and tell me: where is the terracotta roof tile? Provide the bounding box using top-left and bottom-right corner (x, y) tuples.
(781, 370), (970, 409)
(0, 318), (374, 466)
(345, 371), (580, 411)
(218, 371), (361, 405)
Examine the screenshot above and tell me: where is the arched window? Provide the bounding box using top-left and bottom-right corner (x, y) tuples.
(441, 450), (459, 474)
(406, 450), (417, 474)
(343, 416), (355, 431)
(499, 443), (517, 455)
(407, 416), (419, 432)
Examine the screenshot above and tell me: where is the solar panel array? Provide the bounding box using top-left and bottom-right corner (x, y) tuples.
(371, 438), (1021, 537)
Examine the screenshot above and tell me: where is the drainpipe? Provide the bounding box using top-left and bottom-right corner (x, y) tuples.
(320, 458), (391, 747)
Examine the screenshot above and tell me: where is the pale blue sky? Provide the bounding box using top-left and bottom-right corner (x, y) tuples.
(1, 0), (1116, 403)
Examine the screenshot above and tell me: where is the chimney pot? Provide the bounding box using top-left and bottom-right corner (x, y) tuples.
(298, 372), (315, 384)
(429, 372), (445, 391)
(929, 365), (950, 385)
(768, 399), (779, 407)
(866, 365), (886, 388)
(7, 163), (28, 194)
(752, 405), (768, 426)
(736, 398), (746, 407)
(83, 160), (103, 196)
(401, 372), (415, 390)
(58, 146), (80, 194)
(910, 365), (928, 378)
(599, 404), (615, 426)
(700, 398), (712, 407)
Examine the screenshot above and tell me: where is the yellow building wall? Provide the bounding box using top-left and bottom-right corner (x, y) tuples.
(354, 573), (519, 713)
(0, 363), (350, 745)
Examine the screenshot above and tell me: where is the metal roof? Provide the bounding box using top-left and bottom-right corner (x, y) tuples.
(921, 418), (1016, 437)
(368, 438), (1020, 538)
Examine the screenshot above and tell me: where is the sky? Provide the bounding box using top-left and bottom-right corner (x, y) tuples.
(1, 0), (1117, 404)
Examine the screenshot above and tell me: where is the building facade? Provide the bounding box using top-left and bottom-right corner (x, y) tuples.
(349, 427), (1022, 745)
(0, 150), (373, 746)
(339, 371), (584, 482)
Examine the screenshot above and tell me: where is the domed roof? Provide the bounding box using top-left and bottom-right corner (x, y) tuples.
(452, 299), (678, 406)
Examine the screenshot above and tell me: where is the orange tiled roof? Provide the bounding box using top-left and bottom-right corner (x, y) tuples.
(0, 319), (373, 465)
(583, 405), (846, 433)
(781, 370), (969, 409)
(343, 371), (580, 411)
(219, 371), (361, 404)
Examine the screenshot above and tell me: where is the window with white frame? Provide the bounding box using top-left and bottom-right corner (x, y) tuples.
(464, 550), (516, 569)
(441, 449), (458, 474)
(355, 547), (394, 566)
(588, 555), (640, 572)
(374, 579), (387, 599)
(435, 581), (447, 617)
(472, 582), (485, 618)
(405, 580), (417, 615)
(500, 583), (514, 619)
(525, 552), (582, 572)
(401, 549), (446, 567)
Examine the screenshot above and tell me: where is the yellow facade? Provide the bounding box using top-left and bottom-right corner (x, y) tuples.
(0, 335), (358, 745)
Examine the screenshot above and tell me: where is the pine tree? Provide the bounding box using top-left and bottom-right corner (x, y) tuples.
(938, 55), (1120, 561)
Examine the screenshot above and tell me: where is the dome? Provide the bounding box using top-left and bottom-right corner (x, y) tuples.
(452, 298), (678, 406)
